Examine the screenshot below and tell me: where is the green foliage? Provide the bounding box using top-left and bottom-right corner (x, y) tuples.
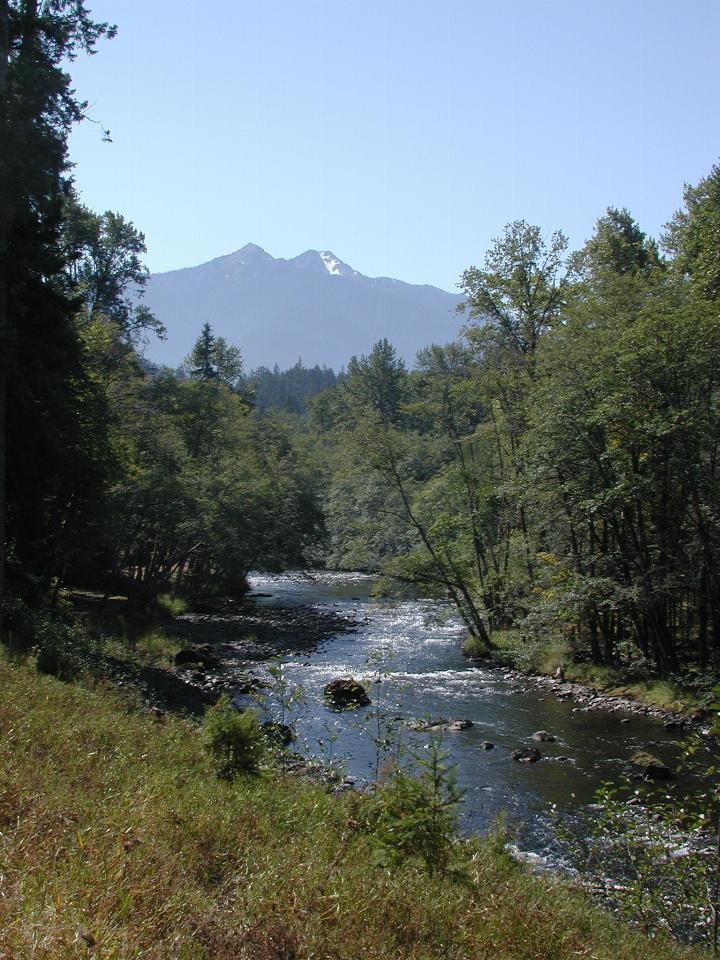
(184, 321), (244, 389)
(62, 194), (162, 342)
(559, 781), (718, 949)
(462, 631), (494, 659)
(251, 360), (337, 413)
(1, 2), (117, 627)
(362, 644), (405, 784)
(132, 629), (182, 667)
(369, 734), (465, 878)
(257, 659), (305, 765)
(557, 694), (720, 950)
(33, 610), (102, 681)
(156, 593), (188, 618)
(315, 166), (720, 682)
(202, 697), (265, 778)
(346, 338), (406, 421)
(665, 162), (720, 300)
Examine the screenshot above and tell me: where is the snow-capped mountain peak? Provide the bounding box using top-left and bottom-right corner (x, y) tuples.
(319, 251), (343, 276)
(143, 243), (462, 370)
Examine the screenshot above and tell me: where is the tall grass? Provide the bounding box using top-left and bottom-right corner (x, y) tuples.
(0, 652), (698, 959)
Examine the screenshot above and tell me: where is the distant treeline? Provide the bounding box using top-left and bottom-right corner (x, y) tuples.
(311, 170), (720, 679)
(249, 362), (339, 413)
(3, 3), (720, 682)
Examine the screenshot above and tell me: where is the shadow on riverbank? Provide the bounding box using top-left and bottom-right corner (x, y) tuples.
(68, 594), (360, 716)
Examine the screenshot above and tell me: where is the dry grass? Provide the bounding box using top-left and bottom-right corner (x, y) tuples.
(0, 652), (699, 959)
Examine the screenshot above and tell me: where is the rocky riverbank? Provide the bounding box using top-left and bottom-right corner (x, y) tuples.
(162, 597), (362, 710)
(493, 664), (704, 731)
(79, 595), (361, 716)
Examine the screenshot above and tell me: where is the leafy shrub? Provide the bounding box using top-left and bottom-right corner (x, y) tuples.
(1, 595), (40, 650)
(369, 734), (464, 878)
(34, 614), (96, 680)
(557, 782), (715, 947)
(202, 697), (265, 778)
(557, 700), (720, 951)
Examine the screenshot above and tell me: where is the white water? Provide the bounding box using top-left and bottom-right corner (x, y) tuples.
(247, 571), (683, 852)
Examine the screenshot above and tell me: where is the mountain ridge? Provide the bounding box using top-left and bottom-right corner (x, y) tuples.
(142, 245), (463, 371)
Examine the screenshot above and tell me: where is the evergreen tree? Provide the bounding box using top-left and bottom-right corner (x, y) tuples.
(184, 322), (244, 388)
(0, 1), (115, 624)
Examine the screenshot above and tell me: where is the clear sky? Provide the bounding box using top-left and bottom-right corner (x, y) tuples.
(67, 0), (719, 292)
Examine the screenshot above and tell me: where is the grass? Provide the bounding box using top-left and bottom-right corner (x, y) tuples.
(465, 630), (706, 715)
(131, 628), (183, 667)
(0, 650), (700, 959)
(91, 627), (183, 670)
(156, 592), (189, 618)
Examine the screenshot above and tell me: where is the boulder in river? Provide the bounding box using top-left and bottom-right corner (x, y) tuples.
(629, 751), (675, 780)
(323, 677), (370, 710)
(532, 730), (557, 742)
(263, 721), (295, 747)
(408, 718), (474, 732)
(512, 747), (541, 763)
(480, 741), (495, 750)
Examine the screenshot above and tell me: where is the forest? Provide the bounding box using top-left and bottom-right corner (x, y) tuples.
(4, 4), (720, 958)
(1, 2), (720, 688)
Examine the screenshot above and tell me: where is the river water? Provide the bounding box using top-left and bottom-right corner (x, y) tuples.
(247, 570), (683, 854)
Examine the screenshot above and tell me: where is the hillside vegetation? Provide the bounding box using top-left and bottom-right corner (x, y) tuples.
(0, 653), (698, 960)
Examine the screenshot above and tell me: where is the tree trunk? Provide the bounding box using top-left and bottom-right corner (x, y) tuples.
(0, 0), (10, 635)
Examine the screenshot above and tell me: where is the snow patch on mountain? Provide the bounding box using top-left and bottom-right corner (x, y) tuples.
(320, 251), (342, 276)
(142, 243), (462, 370)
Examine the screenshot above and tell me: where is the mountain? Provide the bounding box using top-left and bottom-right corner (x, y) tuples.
(141, 244), (463, 371)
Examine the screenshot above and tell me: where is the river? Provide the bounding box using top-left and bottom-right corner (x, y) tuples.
(246, 570), (684, 855)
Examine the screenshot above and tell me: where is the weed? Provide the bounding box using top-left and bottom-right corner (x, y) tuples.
(202, 697), (265, 777)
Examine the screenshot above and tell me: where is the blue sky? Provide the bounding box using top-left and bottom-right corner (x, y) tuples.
(68, 0), (719, 292)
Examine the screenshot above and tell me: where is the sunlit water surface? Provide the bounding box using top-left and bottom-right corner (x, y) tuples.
(246, 571), (684, 855)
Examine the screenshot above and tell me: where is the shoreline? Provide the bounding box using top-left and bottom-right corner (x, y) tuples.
(480, 660), (703, 731)
(81, 596), (362, 716)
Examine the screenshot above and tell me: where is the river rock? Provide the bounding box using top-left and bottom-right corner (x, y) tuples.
(663, 719), (684, 731)
(480, 741), (495, 750)
(628, 750), (675, 780)
(233, 671), (270, 695)
(175, 644), (219, 669)
(408, 718), (474, 732)
(324, 677), (370, 709)
(263, 721), (295, 746)
(512, 747), (541, 763)
(532, 730), (557, 742)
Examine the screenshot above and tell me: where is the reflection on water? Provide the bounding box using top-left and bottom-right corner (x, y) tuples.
(248, 571), (684, 854)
